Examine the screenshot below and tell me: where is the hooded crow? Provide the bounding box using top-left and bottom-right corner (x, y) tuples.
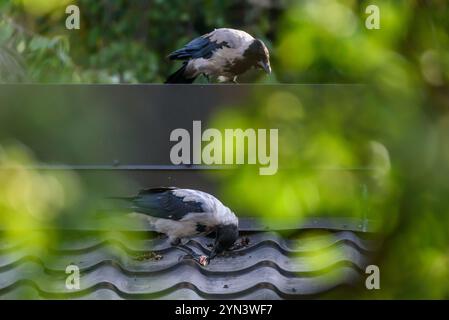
(111, 187), (239, 265)
(165, 28), (271, 83)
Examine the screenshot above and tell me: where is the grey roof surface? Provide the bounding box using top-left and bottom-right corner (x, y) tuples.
(0, 218), (377, 299)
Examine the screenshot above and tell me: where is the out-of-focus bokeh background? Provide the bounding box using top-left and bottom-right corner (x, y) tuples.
(1, 0), (449, 299)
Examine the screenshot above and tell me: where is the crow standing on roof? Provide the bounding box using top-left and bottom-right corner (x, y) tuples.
(111, 187), (239, 266)
(165, 28), (271, 83)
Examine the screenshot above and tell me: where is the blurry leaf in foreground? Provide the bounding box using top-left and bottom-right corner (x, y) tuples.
(296, 230), (347, 284)
(0, 142), (81, 250)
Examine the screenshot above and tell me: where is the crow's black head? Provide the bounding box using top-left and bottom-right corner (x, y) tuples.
(209, 224), (239, 259)
(245, 39), (271, 74)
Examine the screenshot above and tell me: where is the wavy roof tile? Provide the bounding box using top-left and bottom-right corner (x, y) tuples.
(0, 218), (377, 299)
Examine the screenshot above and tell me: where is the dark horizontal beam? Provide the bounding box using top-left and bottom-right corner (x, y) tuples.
(0, 83), (367, 87)
(0, 217), (377, 233)
(0, 164), (233, 171)
(0, 164), (378, 172)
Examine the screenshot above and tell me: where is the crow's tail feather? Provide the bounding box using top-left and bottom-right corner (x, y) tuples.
(165, 63), (196, 84)
(97, 197), (135, 215)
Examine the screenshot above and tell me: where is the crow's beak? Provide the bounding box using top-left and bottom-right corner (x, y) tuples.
(258, 61), (272, 74)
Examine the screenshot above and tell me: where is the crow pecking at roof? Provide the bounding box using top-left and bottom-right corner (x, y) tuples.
(165, 28), (271, 84)
(110, 187), (239, 266)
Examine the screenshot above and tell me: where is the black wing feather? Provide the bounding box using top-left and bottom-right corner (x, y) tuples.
(130, 188), (204, 220)
(168, 35), (230, 60)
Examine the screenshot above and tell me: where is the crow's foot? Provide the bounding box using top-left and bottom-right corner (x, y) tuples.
(175, 245), (209, 266)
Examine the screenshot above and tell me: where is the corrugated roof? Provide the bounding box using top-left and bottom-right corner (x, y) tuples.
(0, 218), (377, 299)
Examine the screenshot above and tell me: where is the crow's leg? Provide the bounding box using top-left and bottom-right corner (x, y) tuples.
(232, 76), (238, 84)
(175, 244), (202, 260)
(175, 244), (210, 266)
(171, 239), (208, 265)
(170, 238), (200, 260)
(170, 238), (186, 255)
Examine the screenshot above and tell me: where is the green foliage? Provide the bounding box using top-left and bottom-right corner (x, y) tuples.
(0, 8), (74, 82)
(1, 0), (279, 82)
